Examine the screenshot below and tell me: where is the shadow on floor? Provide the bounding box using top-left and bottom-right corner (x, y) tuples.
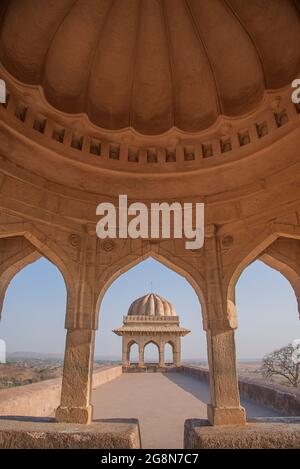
(162, 372), (211, 403)
(0, 416), (140, 426)
(0, 416), (53, 422)
(248, 416), (300, 423)
(93, 418), (139, 425)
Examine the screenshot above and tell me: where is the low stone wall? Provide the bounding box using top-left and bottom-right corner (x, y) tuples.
(0, 365), (122, 418)
(184, 418), (300, 449)
(0, 376), (61, 418)
(123, 364), (178, 373)
(238, 377), (300, 416)
(92, 365), (123, 387)
(0, 418), (141, 449)
(180, 365), (210, 383)
(180, 365), (300, 416)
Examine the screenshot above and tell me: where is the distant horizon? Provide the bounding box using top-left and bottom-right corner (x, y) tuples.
(5, 350), (264, 364)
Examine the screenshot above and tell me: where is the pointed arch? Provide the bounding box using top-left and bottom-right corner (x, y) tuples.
(127, 339), (139, 364)
(260, 250), (300, 319)
(164, 340), (174, 364)
(0, 239), (41, 318)
(0, 223), (76, 325)
(95, 248), (206, 330)
(143, 340), (160, 363)
(226, 225), (300, 325)
(0, 223), (76, 285)
(143, 338), (160, 350)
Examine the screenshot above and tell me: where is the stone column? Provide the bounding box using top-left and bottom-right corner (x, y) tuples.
(122, 337), (129, 367)
(138, 344), (144, 367)
(159, 344), (165, 367)
(206, 328), (245, 425)
(173, 338), (181, 366)
(55, 328), (95, 424)
(203, 225), (245, 425)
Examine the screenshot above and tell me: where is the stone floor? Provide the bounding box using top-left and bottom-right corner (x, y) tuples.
(92, 372), (284, 449)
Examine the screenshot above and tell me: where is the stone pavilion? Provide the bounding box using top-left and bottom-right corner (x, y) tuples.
(113, 293), (190, 369)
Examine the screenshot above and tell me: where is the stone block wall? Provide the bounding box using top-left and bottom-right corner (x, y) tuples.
(0, 365), (122, 418)
(180, 365), (300, 416)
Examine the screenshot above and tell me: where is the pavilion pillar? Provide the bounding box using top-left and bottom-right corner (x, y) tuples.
(206, 327), (245, 425)
(159, 344), (165, 367)
(122, 337), (129, 367)
(204, 224), (245, 425)
(173, 338), (181, 366)
(138, 344), (144, 367)
(55, 328), (95, 424)
(55, 233), (97, 424)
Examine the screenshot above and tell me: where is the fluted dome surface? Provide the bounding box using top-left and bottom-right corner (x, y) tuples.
(128, 293), (176, 317)
(0, 0), (300, 135)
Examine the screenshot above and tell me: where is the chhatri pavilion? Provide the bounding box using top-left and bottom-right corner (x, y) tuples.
(113, 293), (190, 369)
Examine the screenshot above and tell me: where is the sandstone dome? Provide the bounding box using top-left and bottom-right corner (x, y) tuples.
(127, 293), (176, 317)
(1, 0), (300, 135)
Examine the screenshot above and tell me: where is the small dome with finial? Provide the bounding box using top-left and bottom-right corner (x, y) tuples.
(127, 293), (176, 317)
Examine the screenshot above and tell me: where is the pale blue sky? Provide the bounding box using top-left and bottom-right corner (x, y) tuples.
(0, 257), (299, 360)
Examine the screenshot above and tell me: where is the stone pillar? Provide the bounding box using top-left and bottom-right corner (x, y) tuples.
(203, 225), (245, 425)
(206, 328), (245, 425)
(55, 328), (95, 424)
(122, 337), (129, 367)
(159, 344), (165, 367)
(138, 344), (144, 367)
(173, 339), (181, 366)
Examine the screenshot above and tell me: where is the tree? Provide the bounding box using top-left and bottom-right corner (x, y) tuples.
(261, 343), (300, 388)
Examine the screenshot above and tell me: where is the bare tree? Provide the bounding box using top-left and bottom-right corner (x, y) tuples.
(261, 344), (300, 388)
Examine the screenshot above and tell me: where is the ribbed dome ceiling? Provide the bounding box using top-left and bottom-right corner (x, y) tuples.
(128, 293), (176, 317)
(0, 0), (300, 135)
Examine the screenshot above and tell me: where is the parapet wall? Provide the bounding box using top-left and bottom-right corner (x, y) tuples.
(92, 365), (123, 387)
(180, 366), (300, 416)
(184, 418), (300, 449)
(1, 364), (299, 420)
(0, 365), (122, 418)
(0, 418), (141, 449)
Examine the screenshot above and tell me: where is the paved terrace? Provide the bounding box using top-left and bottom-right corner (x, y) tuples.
(92, 372), (284, 449)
